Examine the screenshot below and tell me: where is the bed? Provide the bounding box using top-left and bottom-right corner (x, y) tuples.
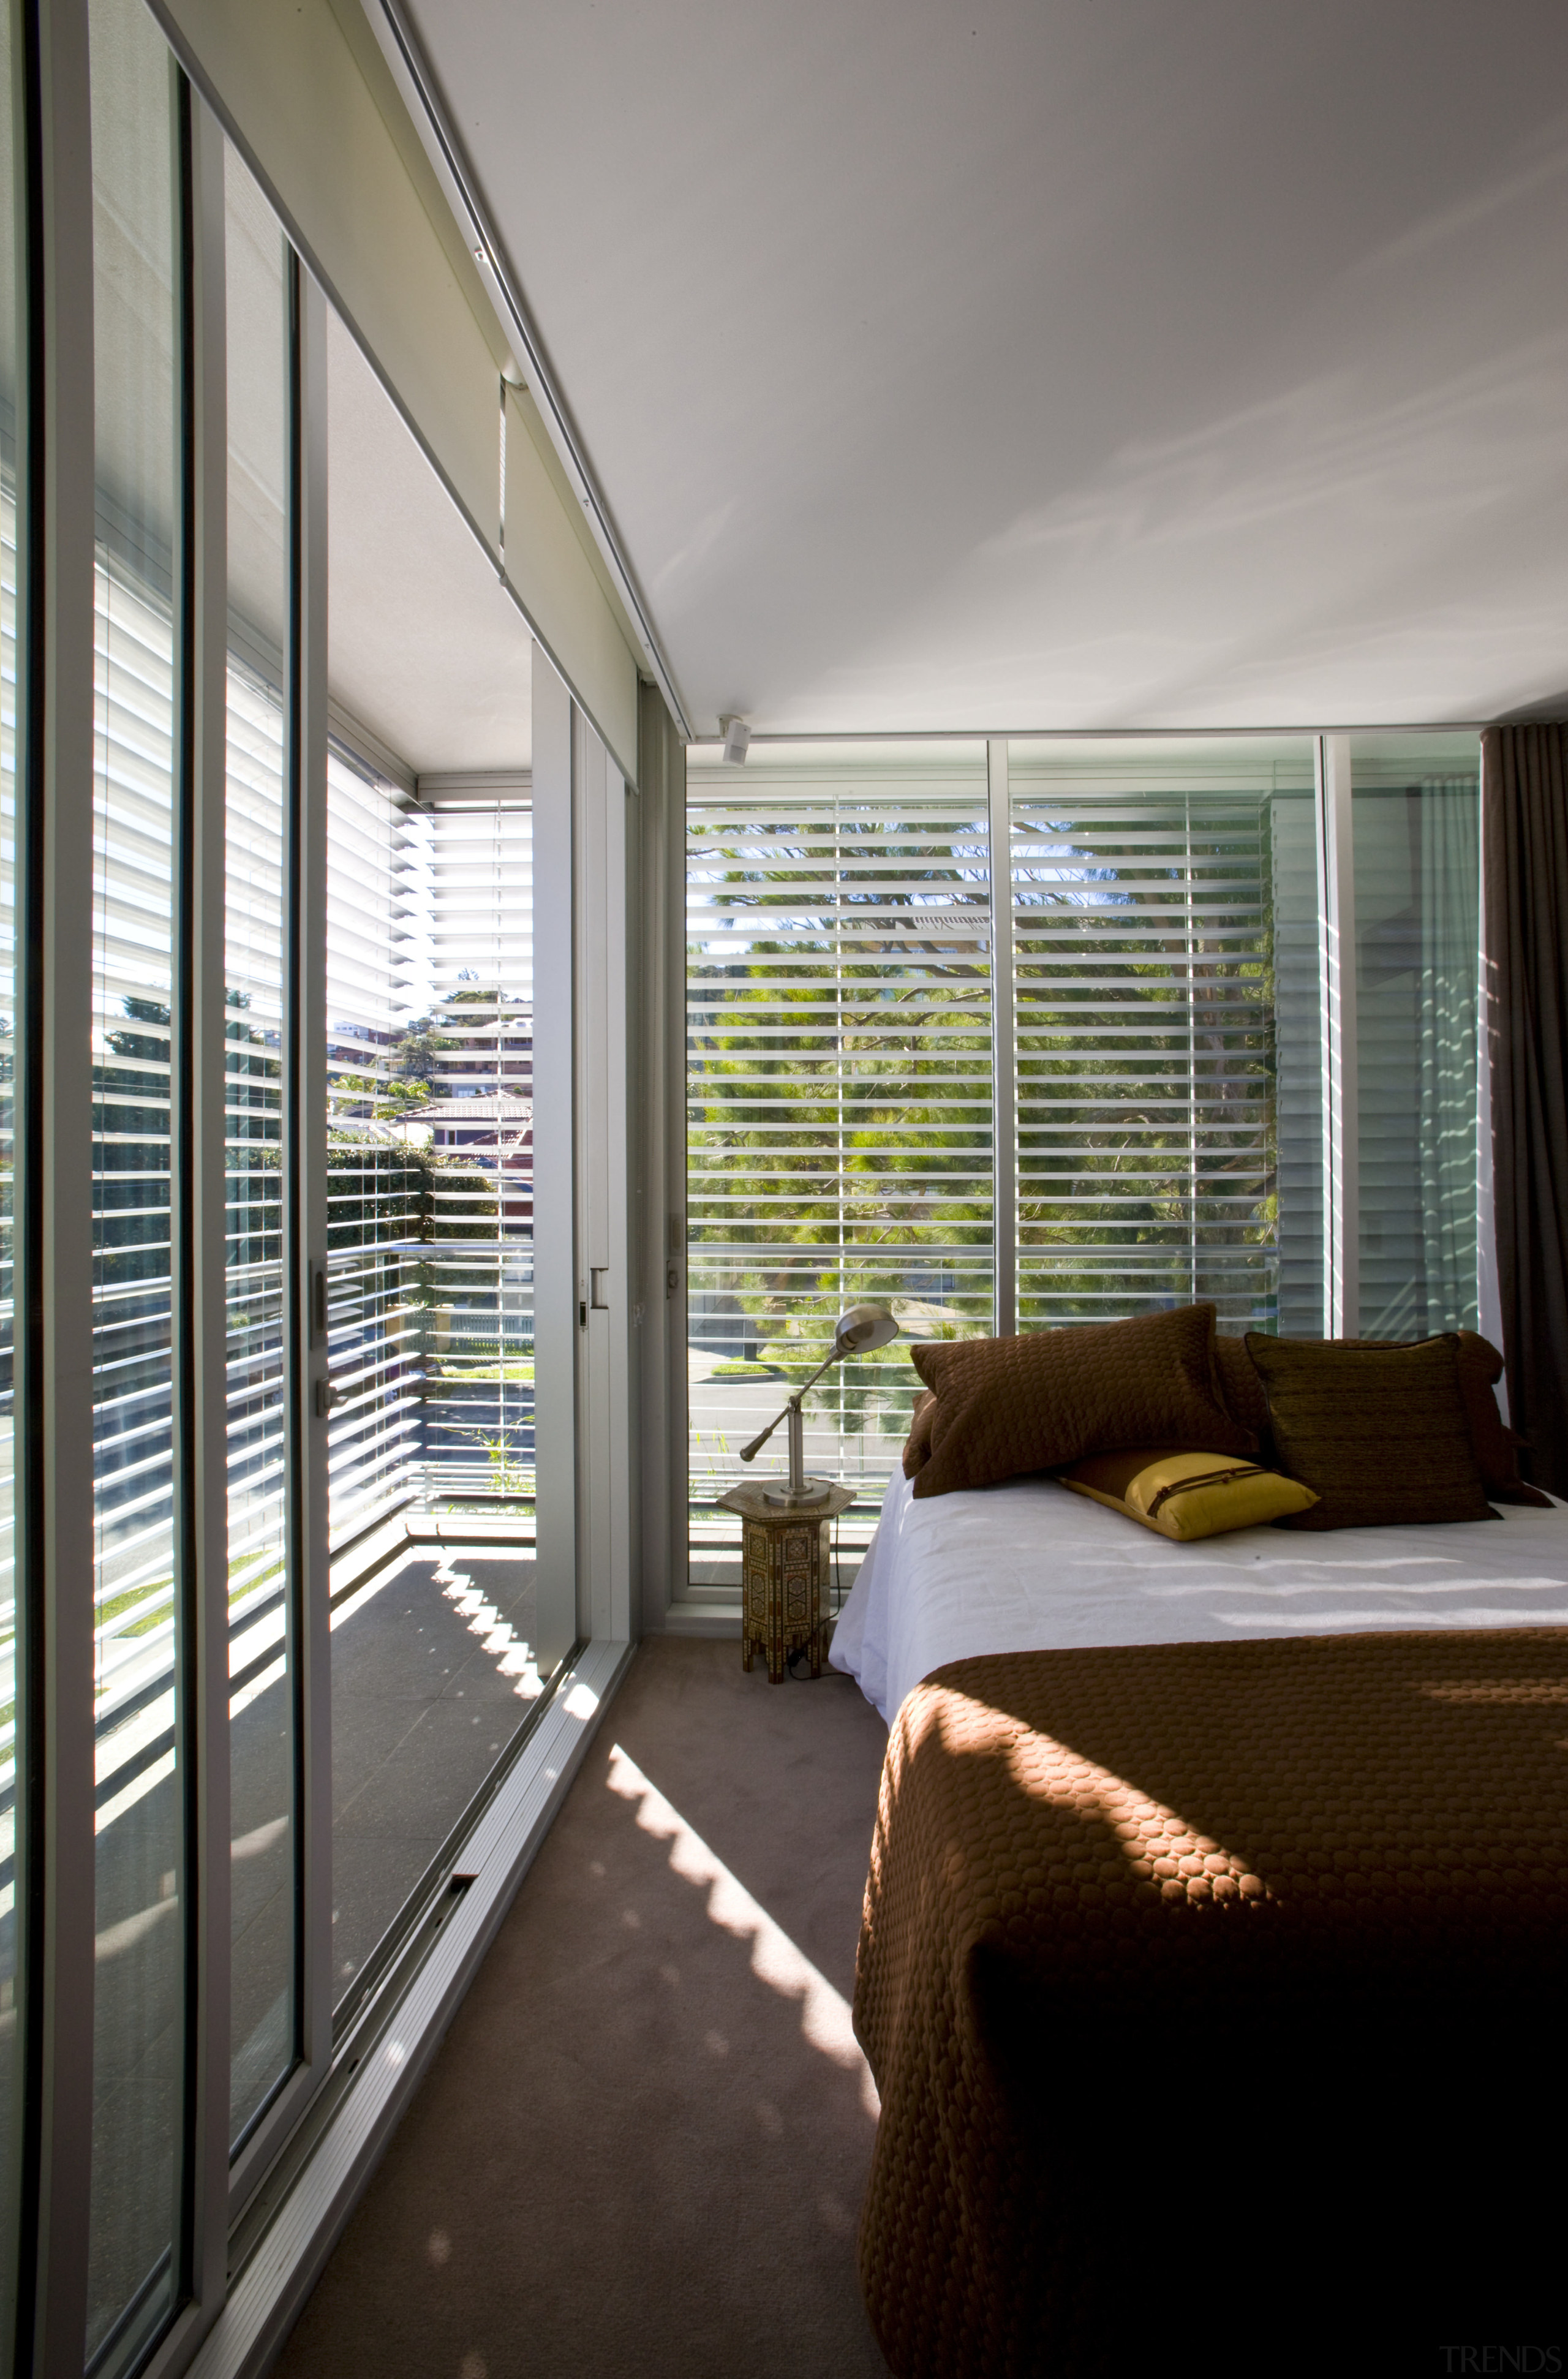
(830, 1468), (1568, 1722)
(831, 1476), (1568, 2375)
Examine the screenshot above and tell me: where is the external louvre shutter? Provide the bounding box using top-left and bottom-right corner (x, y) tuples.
(1009, 748), (1314, 1337)
(686, 746), (992, 1544)
(224, 660), (288, 1623)
(1351, 754), (1480, 1339)
(405, 794), (535, 1507)
(91, 557), (179, 1806)
(1271, 792), (1325, 1334)
(326, 747), (421, 1543)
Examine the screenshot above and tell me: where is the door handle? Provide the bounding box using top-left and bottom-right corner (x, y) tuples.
(590, 1268), (609, 1311)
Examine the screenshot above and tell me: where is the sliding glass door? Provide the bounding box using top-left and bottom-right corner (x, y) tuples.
(222, 141), (296, 2158)
(86, 1), (187, 2356)
(0, 4), (624, 2367)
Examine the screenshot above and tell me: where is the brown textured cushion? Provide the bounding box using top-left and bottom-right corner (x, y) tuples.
(1212, 1332), (1275, 1461)
(902, 1389), (937, 1479)
(1244, 1332), (1496, 1529)
(1333, 1331), (1550, 1508)
(1453, 1332), (1552, 1507)
(909, 1303), (1254, 1501)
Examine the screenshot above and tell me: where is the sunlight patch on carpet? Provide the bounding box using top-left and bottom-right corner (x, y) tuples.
(606, 1743), (879, 2118)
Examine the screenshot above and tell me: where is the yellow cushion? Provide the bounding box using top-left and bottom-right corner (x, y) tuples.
(1060, 1447), (1320, 1540)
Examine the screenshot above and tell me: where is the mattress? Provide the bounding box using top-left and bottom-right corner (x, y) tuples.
(830, 1468), (1568, 1720)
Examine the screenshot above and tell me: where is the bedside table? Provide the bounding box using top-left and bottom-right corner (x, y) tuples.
(717, 1481), (858, 1683)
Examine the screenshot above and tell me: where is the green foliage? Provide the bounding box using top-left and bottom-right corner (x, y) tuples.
(325, 1141), (499, 1249)
(687, 802), (997, 1393)
(686, 790), (1284, 1417)
(451, 1422), (529, 1496)
(391, 1016), (451, 1088)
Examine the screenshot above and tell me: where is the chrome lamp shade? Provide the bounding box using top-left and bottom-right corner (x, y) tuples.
(737, 1303), (900, 1508)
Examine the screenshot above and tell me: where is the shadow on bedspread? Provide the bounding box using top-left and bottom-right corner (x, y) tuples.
(854, 1629), (1568, 2377)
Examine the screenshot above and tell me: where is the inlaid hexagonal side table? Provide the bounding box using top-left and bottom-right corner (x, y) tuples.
(718, 1481), (858, 1683)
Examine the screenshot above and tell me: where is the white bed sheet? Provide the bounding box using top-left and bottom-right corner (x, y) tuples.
(829, 1471), (1568, 1722)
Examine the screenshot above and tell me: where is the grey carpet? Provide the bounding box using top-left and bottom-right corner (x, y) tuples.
(276, 1636), (894, 2379)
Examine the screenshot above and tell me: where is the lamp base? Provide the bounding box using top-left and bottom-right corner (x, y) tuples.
(762, 1476), (837, 1509)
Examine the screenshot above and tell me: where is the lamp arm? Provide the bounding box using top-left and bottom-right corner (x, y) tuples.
(738, 1405), (789, 1464)
(794, 1346), (842, 1400)
(736, 1347), (845, 1465)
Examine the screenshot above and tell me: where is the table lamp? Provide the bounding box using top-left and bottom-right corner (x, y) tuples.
(738, 1302), (900, 1508)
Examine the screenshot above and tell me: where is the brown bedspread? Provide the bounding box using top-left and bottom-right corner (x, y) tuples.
(854, 1630), (1568, 2376)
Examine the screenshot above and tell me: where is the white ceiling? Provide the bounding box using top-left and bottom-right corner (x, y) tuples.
(401, 0), (1568, 739)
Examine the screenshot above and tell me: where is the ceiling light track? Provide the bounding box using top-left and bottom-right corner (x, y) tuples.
(703, 720), (1496, 744)
(371, 0), (693, 742)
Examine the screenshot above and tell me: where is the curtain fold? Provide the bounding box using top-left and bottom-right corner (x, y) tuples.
(1481, 723), (1568, 1495)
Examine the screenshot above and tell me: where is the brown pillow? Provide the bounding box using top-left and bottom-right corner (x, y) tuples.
(1450, 1332), (1551, 1507)
(1243, 1333), (1496, 1529)
(1211, 1333), (1275, 1462)
(1333, 1330), (1550, 1507)
(908, 1303), (1255, 1501)
(903, 1389), (937, 1479)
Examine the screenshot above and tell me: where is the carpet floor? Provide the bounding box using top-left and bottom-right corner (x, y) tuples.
(275, 1636), (894, 2379)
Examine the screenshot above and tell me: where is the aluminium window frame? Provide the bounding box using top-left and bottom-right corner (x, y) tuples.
(662, 726), (1494, 1624)
(1316, 733), (1359, 1337)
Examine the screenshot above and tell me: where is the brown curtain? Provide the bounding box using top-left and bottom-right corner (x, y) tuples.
(1482, 723), (1568, 1495)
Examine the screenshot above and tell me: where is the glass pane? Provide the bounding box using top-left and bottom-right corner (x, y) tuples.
(1351, 734), (1481, 1337)
(0, 0), (23, 2339)
(324, 306), (540, 2027)
(224, 144), (294, 2152)
(1009, 736), (1319, 1342)
(685, 739), (992, 1594)
(87, 0), (184, 2361)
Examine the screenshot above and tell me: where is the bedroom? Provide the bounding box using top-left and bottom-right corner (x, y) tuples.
(1, 1), (1566, 2376)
